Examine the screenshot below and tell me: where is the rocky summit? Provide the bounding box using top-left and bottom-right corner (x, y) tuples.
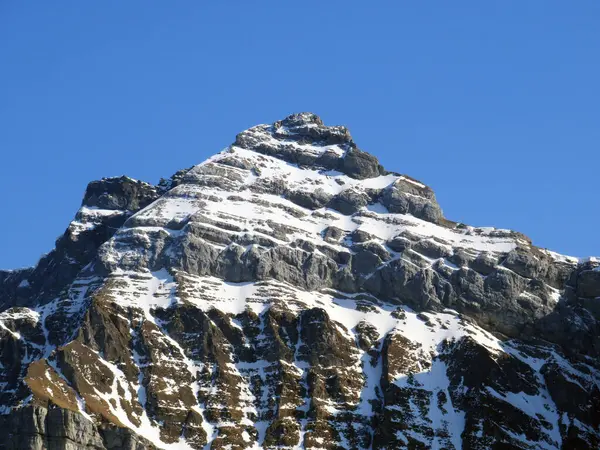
(1, 112), (599, 450)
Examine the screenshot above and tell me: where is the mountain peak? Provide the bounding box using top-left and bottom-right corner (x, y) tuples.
(1, 114), (599, 449)
(234, 113), (392, 185)
(278, 111), (324, 127)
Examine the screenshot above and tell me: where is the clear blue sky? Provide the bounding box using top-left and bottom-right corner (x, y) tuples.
(1, 2), (599, 269)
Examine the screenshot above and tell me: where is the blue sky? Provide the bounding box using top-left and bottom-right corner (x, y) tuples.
(1, 1), (599, 269)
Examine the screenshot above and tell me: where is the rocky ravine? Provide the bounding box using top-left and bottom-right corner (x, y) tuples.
(0, 113), (599, 450)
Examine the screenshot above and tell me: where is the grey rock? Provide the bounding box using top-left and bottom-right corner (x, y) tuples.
(322, 226), (345, 242)
(412, 238), (452, 259)
(381, 183), (443, 223)
(275, 113), (353, 147)
(339, 148), (382, 179)
(577, 268), (600, 299)
(386, 235), (412, 252)
(315, 149), (343, 170)
(351, 249), (382, 276)
(503, 247), (545, 279)
(285, 188), (332, 210)
(256, 246), (338, 291)
(279, 112), (324, 128)
(326, 188), (369, 215)
(469, 252), (499, 275)
(351, 229), (376, 243)
(82, 176), (158, 211)
(0, 406), (152, 450)
(447, 248), (474, 267)
(355, 320), (379, 351)
(353, 241), (391, 261)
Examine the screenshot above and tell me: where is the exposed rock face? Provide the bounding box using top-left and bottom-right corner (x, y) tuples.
(0, 176), (159, 311)
(0, 405), (154, 449)
(1, 113), (599, 449)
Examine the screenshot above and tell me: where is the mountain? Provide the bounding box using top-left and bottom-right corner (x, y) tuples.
(1, 112), (599, 450)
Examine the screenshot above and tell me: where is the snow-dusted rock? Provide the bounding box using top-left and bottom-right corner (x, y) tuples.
(1, 113), (599, 449)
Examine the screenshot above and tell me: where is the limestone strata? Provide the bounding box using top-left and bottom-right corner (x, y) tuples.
(0, 113), (599, 449)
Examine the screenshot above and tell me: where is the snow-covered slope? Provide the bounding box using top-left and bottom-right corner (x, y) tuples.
(0, 113), (599, 450)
